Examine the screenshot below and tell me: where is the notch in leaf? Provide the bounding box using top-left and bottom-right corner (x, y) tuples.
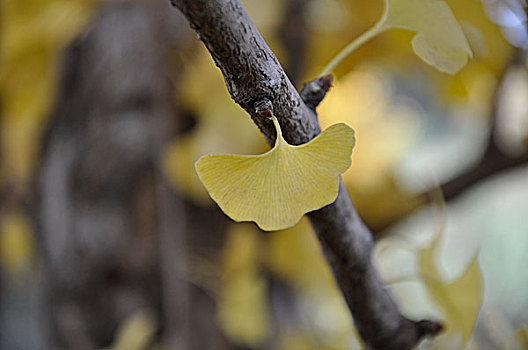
(196, 116), (355, 231)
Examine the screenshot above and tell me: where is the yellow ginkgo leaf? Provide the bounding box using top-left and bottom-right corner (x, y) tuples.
(419, 232), (483, 344)
(196, 117), (355, 231)
(320, 0), (472, 76)
(380, 0), (473, 74)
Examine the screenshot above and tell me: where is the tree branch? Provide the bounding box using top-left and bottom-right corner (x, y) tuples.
(170, 0), (442, 348)
(171, 0), (320, 147)
(440, 49), (528, 202)
(372, 49), (528, 235)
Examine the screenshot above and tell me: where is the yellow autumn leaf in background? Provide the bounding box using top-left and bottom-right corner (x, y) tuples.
(318, 67), (423, 228)
(380, 0), (473, 74)
(0, 0), (96, 189)
(439, 0), (516, 110)
(218, 224), (270, 347)
(0, 211), (34, 274)
(419, 232), (483, 344)
(321, 0), (472, 76)
(265, 218), (335, 292)
(517, 328), (528, 348)
(107, 309), (157, 350)
(196, 117), (355, 231)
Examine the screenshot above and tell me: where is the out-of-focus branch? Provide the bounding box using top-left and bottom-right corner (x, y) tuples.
(170, 0), (442, 348)
(441, 50), (528, 202)
(374, 49), (528, 235)
(439, 152), (528, 202)
(277, 0), (310, 85)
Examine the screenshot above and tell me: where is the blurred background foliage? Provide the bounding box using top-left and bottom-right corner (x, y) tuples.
(0, 0), (527, 349)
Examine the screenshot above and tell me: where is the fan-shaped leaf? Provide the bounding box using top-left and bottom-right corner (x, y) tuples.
(320, 0), (472, 75)
(196, 117), (355, 231)
(380, 0), (473, 74)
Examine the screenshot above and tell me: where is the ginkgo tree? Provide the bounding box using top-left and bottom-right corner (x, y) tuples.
(171, 0), (480, 348)
(4, 0), (523, 348)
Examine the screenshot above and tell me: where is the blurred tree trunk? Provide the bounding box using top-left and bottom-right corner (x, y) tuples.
(36, 1), (231, 348)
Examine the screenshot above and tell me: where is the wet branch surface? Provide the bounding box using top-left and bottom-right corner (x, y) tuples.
(170, 0), (442, 348)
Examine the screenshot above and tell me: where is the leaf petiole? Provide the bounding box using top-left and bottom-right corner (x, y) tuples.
(319, 21), (386, 77)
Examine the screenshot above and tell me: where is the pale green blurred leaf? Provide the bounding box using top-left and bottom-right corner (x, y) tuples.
(380, 0), (473, 74)
(419, 232), (483, 344)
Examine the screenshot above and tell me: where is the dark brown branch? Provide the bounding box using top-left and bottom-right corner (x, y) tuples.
(171, 0), (320, 147)
(170, 0), (442, 348)
(301, 74), (334, 110)
(440, 152), (528, 202)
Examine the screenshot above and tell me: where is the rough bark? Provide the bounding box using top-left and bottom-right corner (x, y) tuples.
(171, 0), (321, 147)
(170, 0), (442, 348)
